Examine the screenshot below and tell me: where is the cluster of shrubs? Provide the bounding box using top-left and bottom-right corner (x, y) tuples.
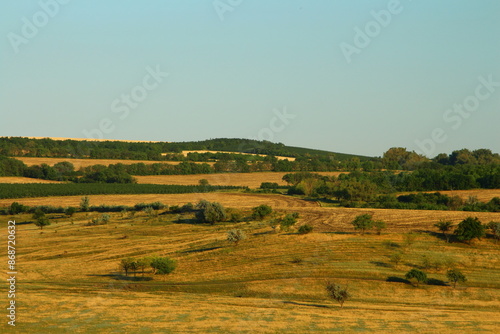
(375, 193), (500, 212)
(120, 256), (176, 276)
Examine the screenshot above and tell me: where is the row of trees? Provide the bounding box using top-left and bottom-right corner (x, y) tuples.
(0, 183), (241, 200)
(326, 267), (468, 308)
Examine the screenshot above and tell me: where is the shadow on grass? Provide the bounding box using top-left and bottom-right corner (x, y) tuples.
(16, 221), (34, 225)
(175, 218), (202, 225)
(88, 274), (153, 281)
(322, 231), (353, 235)
(253, 231), (274, 236)
(182, 246), (221, 254)
(419, 229), (459, 243)
(386, 276), (410, 284)
(282, 301), (330, 309)
(370, 261), (391, 268)
(382, 241), (401, 249)
(427, 278), (448, 286)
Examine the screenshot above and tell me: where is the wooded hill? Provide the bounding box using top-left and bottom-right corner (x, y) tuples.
(0, 137), (370, 161)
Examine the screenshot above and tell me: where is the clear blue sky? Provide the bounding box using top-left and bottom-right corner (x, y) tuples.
(1, 0), (499, 157)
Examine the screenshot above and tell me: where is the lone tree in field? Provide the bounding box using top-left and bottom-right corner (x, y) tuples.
(150, 257), (177, 275)
(227, 229), (247, 246)
(351, 214), (374, 235)
(80, 196), (90, 212)
(454, 217), (485, 244)
(405, 269), (428, 287)
(446, 269), (467, 288)
(199, 179), (209, 186)
(434, 220), (453, 242)
(325, 282), (351, 308)
(252, 205), (273, 220)
(33, 209), (50, 229)
(35, 216), (51, 230)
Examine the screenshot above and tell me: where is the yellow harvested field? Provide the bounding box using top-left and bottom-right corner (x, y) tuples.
(26, 136), (162, 143)
(426, 189), (500, 202)
(2, 197), (499, 332)
(15, 157), (214, 168)
(177, 150), (296, 161)
(0, 193), (317, 209)
(0, 177), (63, 184)
(2, 192), (499, 234)
(136, 171), (344, 188)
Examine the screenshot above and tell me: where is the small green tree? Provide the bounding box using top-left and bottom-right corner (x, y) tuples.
(446, 269), (466, 288)
(373, 220), (386, 235)
(298, 224), (313, 234)
(129, 259), (138, 277)
(120, 258), (135, 276)
(280, 214), (297, 231)
(434, 220), (453, 242)
(202, 202), (227, 225)
(9, 202), (27, 215)
(35, 216), (51, 230)
(199, 179), (209, 186)
(227, 229), (247, 246)
(454, 217), (485, 244)
(252, 205), (273, 220)
(351, 214), (373, 235)
(325, 282), (351, 308)
(136, 257), (151, 276)
(65, 207), (77, 217)
(80, 196), (90, 212)
(405, 269), (427, 287)
(150, 257), (177, 275)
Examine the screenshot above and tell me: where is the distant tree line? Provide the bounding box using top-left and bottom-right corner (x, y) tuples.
(283, 167), (500, 212)
(0, 183), (243, 200)
(0, 137), (365, 161)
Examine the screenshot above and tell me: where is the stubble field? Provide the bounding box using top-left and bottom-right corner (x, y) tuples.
(1, 170), (499, 333)
(1, 200), (499, 333)
(14, 157), (215, 168)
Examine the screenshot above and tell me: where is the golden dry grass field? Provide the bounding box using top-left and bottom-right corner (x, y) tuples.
(179, 150), (296, 161)
(14, 157), (215, 168)
(0, 198), (499, 333)
(135, 172), (344, 188)
(421, 189), (500, 202)
(1, 192), (499, 233)
(0, 177), (64, 184)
